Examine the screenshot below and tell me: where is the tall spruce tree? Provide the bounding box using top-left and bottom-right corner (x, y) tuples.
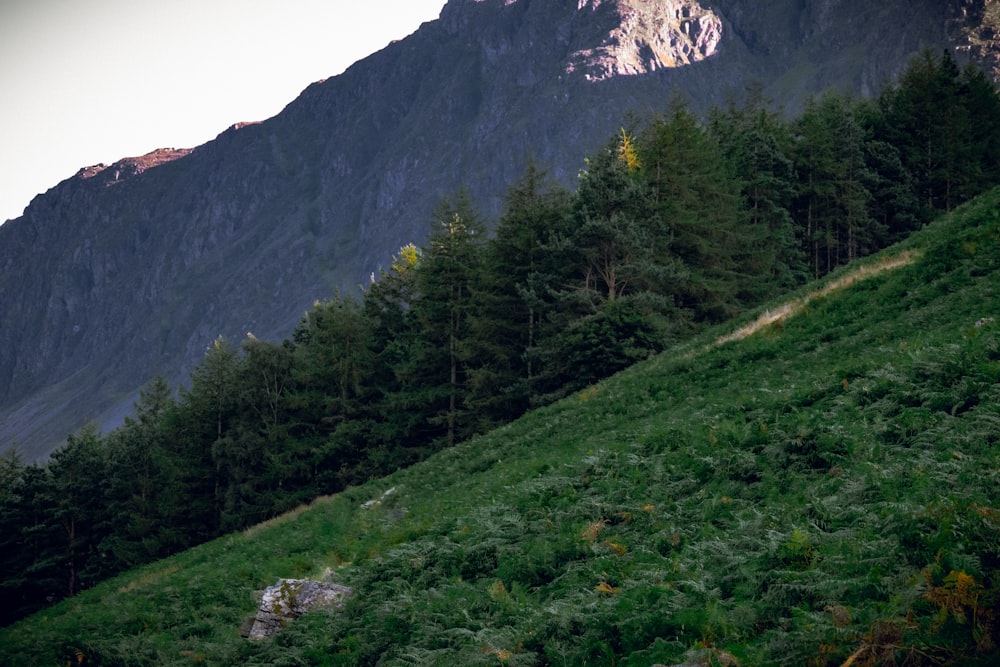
(103, 376), (175, 567)
(878, 49), (1000, 216)
(233, 337), (298, 522)
(792, 93), (879, 277)
(364, 244), (428, 471)
(709, 94), (804, 293)
(638, 102), (753, 320)
(466, 164), (573, 428)
(1, 462), (63, 624)
(0, 448), (39, 626)
(288, 294), (375, 490)
(46, 423), (108, 598)
(165, 337), (242, 543)
(528, 130), (676, 401)
(957, 61), (1000, 201)
(408, 191), (486, 449)
(856, 93), (922, 246)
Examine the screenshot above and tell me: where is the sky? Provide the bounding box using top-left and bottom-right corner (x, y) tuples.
(0, 0), (447, 224)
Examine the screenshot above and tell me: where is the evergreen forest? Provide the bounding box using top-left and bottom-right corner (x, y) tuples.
(1, 52), (1000, 665)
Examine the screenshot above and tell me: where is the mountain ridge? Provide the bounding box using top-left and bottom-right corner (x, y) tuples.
(2, 0), (998, 460)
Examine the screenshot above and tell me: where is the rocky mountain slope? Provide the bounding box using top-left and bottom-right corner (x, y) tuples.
(1, 0), (996, 460)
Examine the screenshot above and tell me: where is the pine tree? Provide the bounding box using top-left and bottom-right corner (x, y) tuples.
(709, 94), (805, 293)
(466, 163), (572, 429)
(0, 447), (35, 625)
(2, 462), (63, 623)
(46, 424), (108, 597)
(409, 191), (486, 448)
(236, 337), (297, 520)
(529, 129), (676, 401)
(638, 101), (752, 320)
(573, 132), (662, 304)
(792, 93), (879, 277)
(164, 337), (242, 543)
(103, 376), (175, 566)
(363, 244), (427, 471)
(292, 295), (372, 424)
(287, 294), (375, 490)
(956, 61), (1000, 202)
(877, 49), (1000, 216)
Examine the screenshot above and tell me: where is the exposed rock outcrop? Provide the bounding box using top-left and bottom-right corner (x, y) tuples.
(77, 148), (194, 187)
(950, 0), (1000, 81)
(567, 0), (723, 80)
(243, 579), (352, 640)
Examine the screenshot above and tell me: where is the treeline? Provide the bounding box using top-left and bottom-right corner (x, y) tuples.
(2, 50), (999, 626)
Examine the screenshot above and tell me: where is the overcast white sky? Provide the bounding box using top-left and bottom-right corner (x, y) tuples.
(0, 0), (446, 224)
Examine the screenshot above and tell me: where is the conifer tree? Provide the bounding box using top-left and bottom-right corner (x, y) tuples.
(0, 461), (63, 623)
(638, 101), (752, 320)
(855, 93), (922, 245)
(957, 61), (1000, 200)
(292, 296), (372, 423)
(529, 130), (675, 401)
(164, 337), (242, 543)
(878, 49), (1000, 216)
(103, 376), (175, 566)
(0, 447), (38, 625)
(570, 128), (668, 304)
(46, 424), (108, 597)
(233, 337), (297, 521)
(408, 191), (486, 448)
(287, 294), (375, 490)
(792, 93), (878, 277)
(363, 244), (427, 471)
(467, 164), (572, 429)
(709, 94), (804, 293)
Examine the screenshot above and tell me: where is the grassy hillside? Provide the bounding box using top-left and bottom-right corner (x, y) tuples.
(2, 189), (999, 665)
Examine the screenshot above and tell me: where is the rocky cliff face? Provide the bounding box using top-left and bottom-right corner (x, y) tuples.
(1, 0), (996, 460)
(565, 0), (724, 79)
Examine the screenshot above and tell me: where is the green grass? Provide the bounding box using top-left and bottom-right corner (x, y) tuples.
(3, 189), (1000, 665)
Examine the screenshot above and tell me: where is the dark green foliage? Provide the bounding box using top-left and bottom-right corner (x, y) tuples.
(407, 190), (487, 449)
(465, 164), (573, 429)
(791, 92), (881, 277)
(46, 424), (109, 598)
(572, 130), (664, 303)
(878, 49), (1000, 216)
(0, 452), (62, 626)
(102, 376), (176, 567)
(287, 294), (375, 490)
(166, 337), (241, 540)
(709, 91), (805, 293)
(536, 297), (667, 395)
(4, 57), (1000, 644)
(639, 101), (754, 319)
(2, 187), (1000, 666)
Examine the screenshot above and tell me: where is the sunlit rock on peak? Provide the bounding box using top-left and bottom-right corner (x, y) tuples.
(567, 0), (722, 80)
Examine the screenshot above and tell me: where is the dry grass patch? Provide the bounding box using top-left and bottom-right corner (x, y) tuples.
(713, 251), (920, 348)
(241, 494), (335, 539)
(118, 565), (180, 593)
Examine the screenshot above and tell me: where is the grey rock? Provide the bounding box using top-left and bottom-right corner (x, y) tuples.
(245, 579), (352, 640)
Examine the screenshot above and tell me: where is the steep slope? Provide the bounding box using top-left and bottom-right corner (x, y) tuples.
(2, 186), (997, 666)
(1, 0), (996, 460)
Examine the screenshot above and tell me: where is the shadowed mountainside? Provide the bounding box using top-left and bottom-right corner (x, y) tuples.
(1, 0), (997, 460)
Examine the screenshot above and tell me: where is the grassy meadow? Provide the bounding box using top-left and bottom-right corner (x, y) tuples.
(2, 188), (999, 665)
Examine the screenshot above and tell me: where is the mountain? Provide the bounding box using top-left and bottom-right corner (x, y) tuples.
(1, 0), (997, 461)
(2, 185), (998, 666)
